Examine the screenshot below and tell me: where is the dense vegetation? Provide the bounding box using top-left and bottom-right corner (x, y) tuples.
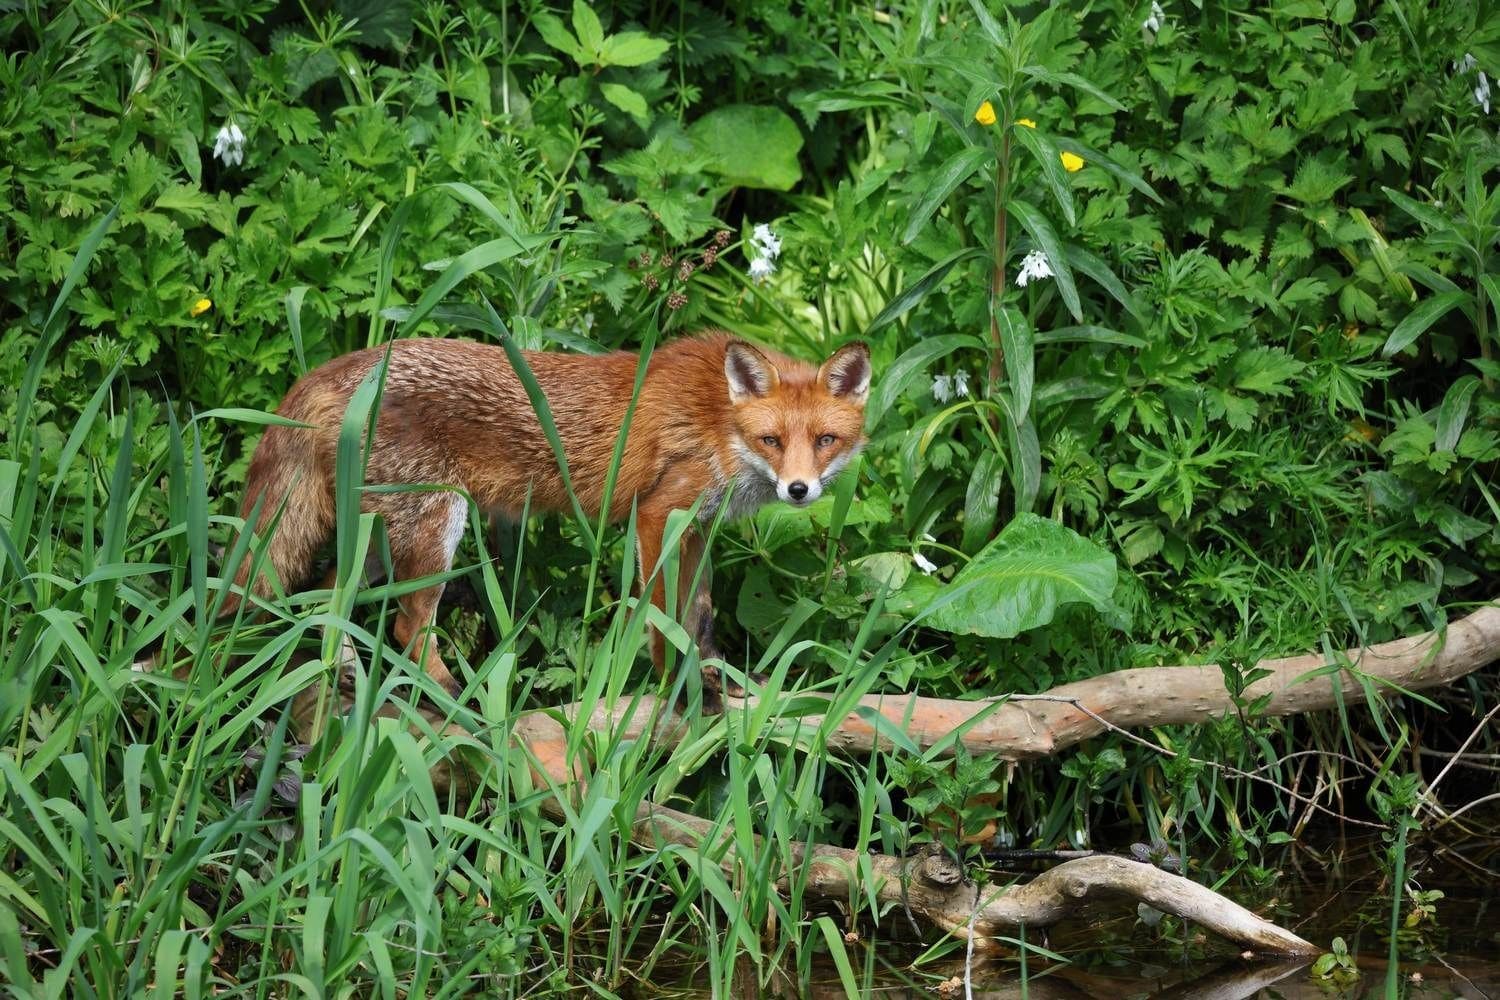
(2, 0), (1497, 994)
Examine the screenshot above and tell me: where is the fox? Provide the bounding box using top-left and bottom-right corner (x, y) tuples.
(219, 331), (872, 698)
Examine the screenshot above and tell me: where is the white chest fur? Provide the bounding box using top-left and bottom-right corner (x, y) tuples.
(700, 449), (779, 524)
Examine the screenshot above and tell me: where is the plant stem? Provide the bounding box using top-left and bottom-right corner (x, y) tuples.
(988, 130), (1011, 398)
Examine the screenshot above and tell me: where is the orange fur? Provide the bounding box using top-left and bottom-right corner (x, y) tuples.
(221, 330), (872, 695)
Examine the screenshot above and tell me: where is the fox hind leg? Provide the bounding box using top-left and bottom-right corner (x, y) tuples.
(385, 493), (469, 698)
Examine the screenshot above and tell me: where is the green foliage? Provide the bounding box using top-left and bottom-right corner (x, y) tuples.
(3, 0), (1500, 993)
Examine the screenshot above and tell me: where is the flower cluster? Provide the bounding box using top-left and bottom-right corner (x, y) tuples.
(212, 121), (245, 167)
(931, 369), (973, 403)
(1014, 249), (1054, 287)
(631, 230), (731, 310)
(747, 223), (782, 284)
(1453, 53), (1491, 114)
(1141, 1), (1166, 42)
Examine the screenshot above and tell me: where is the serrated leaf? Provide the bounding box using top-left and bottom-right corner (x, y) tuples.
(1367, 133), (1409, 169)
(599, 82), (648, 122)
(1279, 276), (1329, 309)
(532, 13), (582, 62)
(1232, 346), (1305, 395)
(902, 145), (991, 244)
(1283, 158), (1352, 204)
(902, 513), (1118, 638)
(571, 0), (605, 58)
(602, 31), (670, 67)
(687, 104), (803, 190)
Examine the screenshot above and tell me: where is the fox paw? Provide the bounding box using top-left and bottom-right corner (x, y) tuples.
(701, 664), (768, 701)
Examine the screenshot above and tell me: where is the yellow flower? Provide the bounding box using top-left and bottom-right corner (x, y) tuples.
(1015, 118), (1037, 129)
(974, 101), (997, 126)
(1060, 151), (1085, 172)
(190, 297), (213, 317)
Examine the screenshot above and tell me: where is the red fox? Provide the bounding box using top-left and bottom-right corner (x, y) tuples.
(221, 331), (871, 697)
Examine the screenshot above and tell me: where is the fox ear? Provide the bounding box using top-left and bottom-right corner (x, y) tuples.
(819, 342), (871, 403)
(724, 341), (780, 404)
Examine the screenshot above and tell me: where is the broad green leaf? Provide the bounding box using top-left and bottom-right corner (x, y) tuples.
(1052, 136), (1162, 204)
(1008, 198), (1081, 320)
(1034, 376), (1113, 409)
(601, 32), (670, 67)
(1382, 186), (1452, 232)
(962, 450), (1003, 553)
(1381, 291), (1467, 357)
(996, 305), (1033, 419)
(687, 104), (803, 191)
(1009, 124), (1076, 226)
(1064, 245), (1143, 321)
(571, 0), (606, 58)
(600, 82), (648, 122)
(902, 145), (992, 244)
(966, 0), (1010, 48)
(792, 81), (907, 113)
(1035, 325), (1145, 348)
(1436, 375), (1480, 453)
(1021, 66), (1126, 111)
(899, 513), (1118, 638)
(532, 13), (582, 62)
(1000, 398), (1040, 515)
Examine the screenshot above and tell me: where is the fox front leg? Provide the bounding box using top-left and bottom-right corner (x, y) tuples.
(638, 508), (739, 705)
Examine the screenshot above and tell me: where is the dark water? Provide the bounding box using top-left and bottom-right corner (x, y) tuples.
(636, 818), (1500, 998)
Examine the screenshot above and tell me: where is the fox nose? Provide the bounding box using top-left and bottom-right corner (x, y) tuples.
(787, 481), (809, 501)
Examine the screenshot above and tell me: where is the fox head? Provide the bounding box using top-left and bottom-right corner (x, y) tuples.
(724, 340), (871, 507)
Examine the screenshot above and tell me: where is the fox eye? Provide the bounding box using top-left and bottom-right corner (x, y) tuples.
(761, 435), (781, 448)
(816, 434), (838, 448)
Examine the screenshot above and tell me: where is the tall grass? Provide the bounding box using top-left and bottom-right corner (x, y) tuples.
(0, 196), (919, 997)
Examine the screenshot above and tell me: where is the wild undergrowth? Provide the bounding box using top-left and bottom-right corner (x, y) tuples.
(2, 0), (1499, 995)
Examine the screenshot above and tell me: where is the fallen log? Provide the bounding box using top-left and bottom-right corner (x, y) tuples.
(287, 601), (1500, 955)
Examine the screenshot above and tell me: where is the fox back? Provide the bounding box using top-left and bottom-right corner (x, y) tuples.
(229, 332), (869, 597)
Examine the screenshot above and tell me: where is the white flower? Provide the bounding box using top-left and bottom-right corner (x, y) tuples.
(913, 552), (938, 575)
(953, 369), (971, 398)
(1142, 0), (1165, 38)
(1475, 71), (1492, 114)
(1015, 249), (1054, 287)
(1454, 53), (1478, 75)
(751, 223), (782, 260)
(931, 373), (953, 402)
(748, 256), (776, 283)
(212, 121), (245, 167)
